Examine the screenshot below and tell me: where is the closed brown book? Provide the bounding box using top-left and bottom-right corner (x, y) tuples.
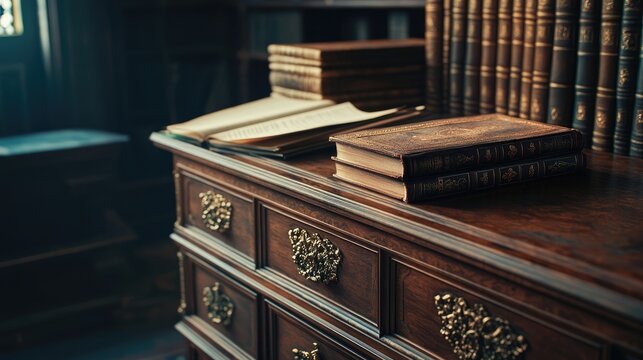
(330, 113), (583, 179)
(269, 71), (424, 95)
(463, 0), (482, 115)
(495, 0), (513, 114)
(268, 63), (423, 77)
(529, 0), (555, 122)
(519, 0), (537, 119)
(333, 152), (585, 203)
(443, 0), (452, 109)
(426, 0), (444, 111)
(271, 86), (424, 101)
(546, 0), (579, 126)
(630, 24), (643, 158)
(592, 1), (623, 152)
(267, 39), (425, 65)
(507, 0), (523, 116)
(449, 0), (468, 115)
(479, 0), (498, 114)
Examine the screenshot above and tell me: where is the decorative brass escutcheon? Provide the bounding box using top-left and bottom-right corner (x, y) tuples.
(199, 190), (232, 233)
(434, 292), (528, 360)
(288, 228), (342, 284)
(202, 282), (234, 325)
(292, 342), (319, 360)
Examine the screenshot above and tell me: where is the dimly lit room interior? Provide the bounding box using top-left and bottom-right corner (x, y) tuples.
(1, 0), (642, 359)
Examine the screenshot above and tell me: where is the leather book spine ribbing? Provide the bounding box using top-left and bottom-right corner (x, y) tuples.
(406, 152), (585, 202)
(463, 0), (482, 115)
(449, 0), (468, 115)
(443, 0), (452, 111)
(592, 1), (623, 152)
(519, 0), (537, 119)
(629, 22), (643, 158)
(613, 1), (642, 155)
(507, 0), (523, 116)
(529, 0), (555, 122)
(426, 0), (444, 112)
(572, 0), (601, 147)
(495, 0), (514, 114)
(546, 0), (579, 127)
(479, 0), (498, 114)
(404, 130), (584, 177)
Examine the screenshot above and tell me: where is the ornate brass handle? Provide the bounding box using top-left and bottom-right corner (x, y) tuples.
(292, 342), (319, 360)
(202, 282), (234, 325)
(434, 293), (528, 360)
(199, 190), (232, 233)
(288, 228), (342, 284)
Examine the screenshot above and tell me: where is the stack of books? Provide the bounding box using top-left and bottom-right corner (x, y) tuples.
(425, 0), (643, 157)
(268, 39), (427, 111)
(331, 114), (585, 202)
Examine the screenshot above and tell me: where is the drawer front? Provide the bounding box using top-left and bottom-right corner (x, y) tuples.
(265, 300), (367, 360)
(392, 258), (603, 360)
(179, 169), (255, 262)
(262, 202), (379, 324)
(188, 252), (259, 358)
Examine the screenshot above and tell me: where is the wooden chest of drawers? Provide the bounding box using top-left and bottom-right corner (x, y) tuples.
(152, 133), (643, 360)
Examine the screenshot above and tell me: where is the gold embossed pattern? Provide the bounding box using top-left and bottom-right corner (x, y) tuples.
(288, 228), (342, 284)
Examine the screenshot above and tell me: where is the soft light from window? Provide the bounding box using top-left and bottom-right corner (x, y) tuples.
(0, 0), (23, 36)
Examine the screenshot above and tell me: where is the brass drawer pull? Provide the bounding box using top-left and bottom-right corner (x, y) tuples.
(199, 190), (232, 233)
(202, 282), (234, 325)
(292, 342), (319, 360)
(434, 293), (528, 360)
(288, 228), (342, 284)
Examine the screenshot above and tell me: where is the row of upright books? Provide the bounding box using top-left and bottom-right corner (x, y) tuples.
(267, 39), (427, 111)
(425, 0), (643, 157)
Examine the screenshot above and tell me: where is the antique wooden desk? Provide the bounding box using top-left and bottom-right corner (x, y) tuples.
(151, 132), (643, 360)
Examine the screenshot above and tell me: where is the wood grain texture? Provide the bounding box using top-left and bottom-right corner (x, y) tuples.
(152, 132), (643, 358)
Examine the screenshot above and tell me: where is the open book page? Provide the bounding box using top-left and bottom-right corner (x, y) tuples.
(208, 103), (397, 143)
(165, 94), (334, 141)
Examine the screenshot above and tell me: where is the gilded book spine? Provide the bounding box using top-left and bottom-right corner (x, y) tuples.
(479, 0), (498, 114)
(629, 23), (643, 158)
(529, 0), (555, 122)
(507, 0), (523, 116)
(463, 0), (482, 115)
(592, 0), (623, 152)
(406, 152), (585, 202)
(519, 0), (537, 119)
(613, 1), (642, 155)
(572, 0), (601, 146)
(547, 0), (579, 126)
(449, 0), (468, 115)
(404, 130), (583, 177)
(495, 0), (514, 114)
(426, 0), (444, 111)
(443, 0), (452, 109)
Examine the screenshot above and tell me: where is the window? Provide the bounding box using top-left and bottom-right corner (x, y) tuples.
(0, 0), (22, 36)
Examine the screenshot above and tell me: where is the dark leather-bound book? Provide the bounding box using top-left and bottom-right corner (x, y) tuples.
(269, 71), (424, 95)
(529, 0), (555, 122)
(479, 0), (498, 114)
(546, 0), (579, 126)
(495, 0), (513, 114)
(267, 39), (425, 65)
(449, 0), (468, 115)
(330, 113), (583, 179)
(425, 0), (444, 112)
(333, 152), (585, 203)
(592, 1), (623, 152)
(519, 0), (537, 119)
(572, 0), (601, 146)
(630, 23), (643, 158)
(443, 0), (452, 109)
(613, 1), (642, 155)
(507, 0), (523, 116)
(463, 0), (482, 115)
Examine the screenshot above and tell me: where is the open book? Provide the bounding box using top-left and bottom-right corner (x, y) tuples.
(164, 94), (424, 158)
